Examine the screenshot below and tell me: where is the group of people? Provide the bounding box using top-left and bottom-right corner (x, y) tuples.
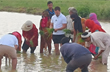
(0, 1), (110, 72)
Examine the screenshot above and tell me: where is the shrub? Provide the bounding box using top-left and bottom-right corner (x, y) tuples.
(77, 5), (90, 18)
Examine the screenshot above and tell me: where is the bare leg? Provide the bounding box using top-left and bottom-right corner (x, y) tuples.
(5, 57), (7, 66)
(44, 44), (47, 51)
(12, 58), (17, 70)
(54, 44), (60, 55)
(47, 39), (51, 54)
(0, 59), (1, 70)
(40, 36), (45, 53)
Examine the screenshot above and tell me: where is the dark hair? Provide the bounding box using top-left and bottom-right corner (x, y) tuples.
(60, 37), (70, 45)
(47, 1), (53, 5)
(54, 6), (60, 11)
(70, 13), (78, 18)
(42, 10), (49, 17)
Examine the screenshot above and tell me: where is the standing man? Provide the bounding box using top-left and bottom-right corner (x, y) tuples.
(46, 1), (55, 19)
(50, 6), (67, 55)
(66, 7), (77, 41)
(0, 32), (22, 70)
(60, 37), (92, 72)
(81, 32), (110, 65)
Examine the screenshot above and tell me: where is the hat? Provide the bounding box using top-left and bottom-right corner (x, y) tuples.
(81, 32), (91, 38)
(60, 37), (70, 45)
(21, 20), (33, 31)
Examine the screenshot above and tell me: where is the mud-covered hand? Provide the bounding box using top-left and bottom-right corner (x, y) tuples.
(94, 55), (98, 60)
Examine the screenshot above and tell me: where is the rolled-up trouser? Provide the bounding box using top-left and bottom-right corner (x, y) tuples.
(102, 46), (110, 64)
(66, 54), (92, 72)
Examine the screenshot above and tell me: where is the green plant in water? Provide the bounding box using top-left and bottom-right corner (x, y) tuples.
(63, 29), (71, 34)
(17, 51), (21, 53)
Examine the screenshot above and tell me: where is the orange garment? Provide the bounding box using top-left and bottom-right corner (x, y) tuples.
(77, 18), (86, 46)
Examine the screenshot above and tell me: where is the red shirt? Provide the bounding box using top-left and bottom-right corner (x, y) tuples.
(22, 24), (38, 47)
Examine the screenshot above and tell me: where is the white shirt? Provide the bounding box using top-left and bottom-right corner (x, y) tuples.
(0, 34), (18, 48)
(66, 15), (74, 38)
(90, 32), (110, 64)
(90, 32), (110, 50)
(51, 13), (67, 35)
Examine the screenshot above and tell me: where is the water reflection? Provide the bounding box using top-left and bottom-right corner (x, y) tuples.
(0, 12), (109, 72)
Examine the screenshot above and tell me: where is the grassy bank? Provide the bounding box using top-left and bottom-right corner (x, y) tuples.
(0, 0), (110, 20)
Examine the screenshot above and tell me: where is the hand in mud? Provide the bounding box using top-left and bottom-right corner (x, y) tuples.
(94, 55), (98, 60)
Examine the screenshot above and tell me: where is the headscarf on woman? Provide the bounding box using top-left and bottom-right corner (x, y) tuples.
(89, 13), (101, 27)
(70, 13), (83, 33)
(22, 21), (38, 47)
(85, 19), (105, 33)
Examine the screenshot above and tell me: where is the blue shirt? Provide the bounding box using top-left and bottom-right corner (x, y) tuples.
(60, 43), (91, 63)
(46, 9), (55, 19)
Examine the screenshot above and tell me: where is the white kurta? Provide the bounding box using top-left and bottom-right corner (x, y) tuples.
(65, 15), (74, 39)
(91, 32), (110, 64)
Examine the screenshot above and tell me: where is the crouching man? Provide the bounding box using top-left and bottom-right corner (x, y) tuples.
(81, 31), (110, 65)
(60, 37), (92, 72)
(0, 31), (22, 70)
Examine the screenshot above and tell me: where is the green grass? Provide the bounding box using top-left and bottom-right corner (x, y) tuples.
(0, 0), (110, 19)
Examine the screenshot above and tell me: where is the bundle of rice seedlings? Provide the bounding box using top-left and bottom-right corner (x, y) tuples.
(63, 29), (71, 34)
(39, 30), (44, 36)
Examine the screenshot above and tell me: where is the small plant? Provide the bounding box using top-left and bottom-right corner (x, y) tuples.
(77, 32), (84, 43)
(63, 29), (71, 34)
(39, 30), (44, 36)
(77, 32), (83, 36)
(30, 40), (34, 47)
(46, 28), (54, 37)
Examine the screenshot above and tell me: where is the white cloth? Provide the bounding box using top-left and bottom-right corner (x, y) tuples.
(65, 15), (74, 38)
(90, 32), (110, 64)
(81, 32), (91, 38)
(0, 34), (18, 48)
(51, 13), (67, 35)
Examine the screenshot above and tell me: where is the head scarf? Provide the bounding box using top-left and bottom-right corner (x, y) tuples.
(71, 14), (83, 32)
(85, 19), (105, 33)
(89, 13), (101, 27)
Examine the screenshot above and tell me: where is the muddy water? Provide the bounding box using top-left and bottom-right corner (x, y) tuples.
(0, 12), (109, 72)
